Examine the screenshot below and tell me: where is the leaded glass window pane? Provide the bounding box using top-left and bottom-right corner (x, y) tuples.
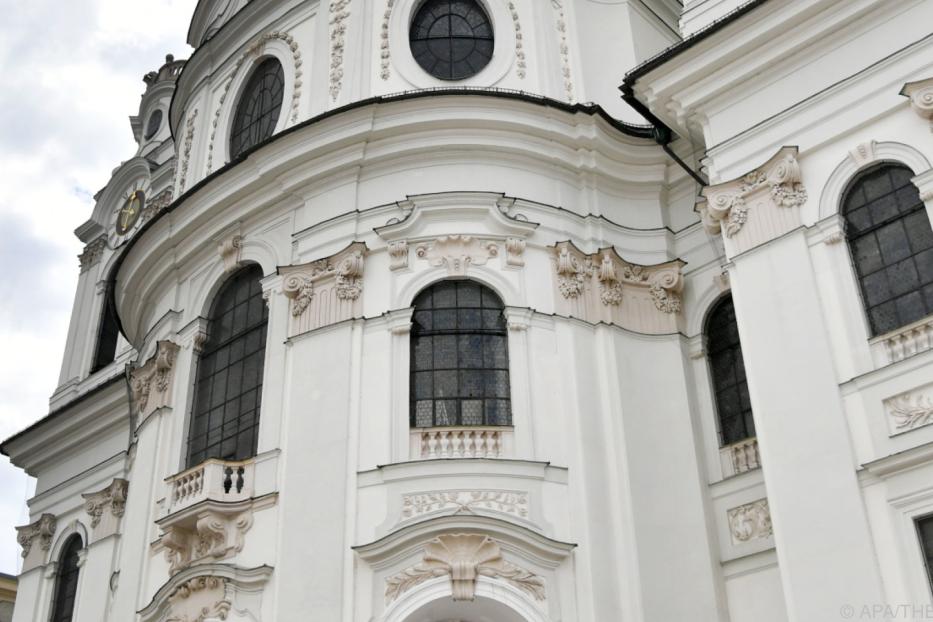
(409, 0), (494, 80)
(707, 295), (755, 446)
(410, 280), (511, 427)
(50, 536), (82, 622)
(918, 515), (933, 596)
(844, 164), (933, 336)
(187, 265), (268, 467)
(229, 58), (285, 160)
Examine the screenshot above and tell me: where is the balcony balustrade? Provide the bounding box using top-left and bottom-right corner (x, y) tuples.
(410, 426), (514, 460)
(720, 437), (760, 478)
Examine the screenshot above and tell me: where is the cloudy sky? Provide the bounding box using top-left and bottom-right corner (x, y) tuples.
(0, 0), (197, 575)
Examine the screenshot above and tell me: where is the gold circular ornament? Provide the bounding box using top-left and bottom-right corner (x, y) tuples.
(116, 190), (145, 234)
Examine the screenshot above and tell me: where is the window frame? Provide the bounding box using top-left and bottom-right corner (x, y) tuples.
(186, 264), (269, 468)
(409, 0), (495, 81)
(842, 162), (933, 338)
(228, 57), (286, 161)
(705, 294), (755, 447)
(409, 279), (512, 428)
(49, 535), (83, 622)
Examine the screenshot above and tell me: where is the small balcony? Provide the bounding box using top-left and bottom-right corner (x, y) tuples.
(872, 315), (933, 366)
(719, 437), (761, 478)
(165, 458), (254, 515)
(410, 426), (514, 460)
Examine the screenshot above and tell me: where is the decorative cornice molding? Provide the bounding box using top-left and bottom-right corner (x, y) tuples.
(82, 478), (128, 529)
(78, 237), (108, 272)
(727, 499), (772, 545)
(130, 340), (181, 419)
(901, 77), (933, 129)
(700, 147), (807, 238)
(280, 242), (367, 336)
(385, 533), (545, 603)
(16, 513), (56, 559)
(329, 0), (352, 101)
(415, 235), (499, 277)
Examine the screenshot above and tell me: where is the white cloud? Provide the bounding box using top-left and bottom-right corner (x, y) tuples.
(0, 0), (197, 575)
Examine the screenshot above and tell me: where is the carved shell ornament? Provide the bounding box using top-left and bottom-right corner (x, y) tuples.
(385, 533), (545, 603)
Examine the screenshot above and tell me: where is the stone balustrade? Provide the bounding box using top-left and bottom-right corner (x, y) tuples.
(879, 317), (933, 364)
(165, 458), (254, 515)
(410, 427), (514, 460)
(720, 437), (760, 478)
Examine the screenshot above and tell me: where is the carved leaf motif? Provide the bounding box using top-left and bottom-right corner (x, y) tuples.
(478, 561), (546, 601)
(890, 395), (933, 430)
(728, 499), (772, 544)
(384, 564), (448, 603)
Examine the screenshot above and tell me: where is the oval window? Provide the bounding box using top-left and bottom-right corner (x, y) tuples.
(144, 109), (163, 140)
(410, 0), (494, 81)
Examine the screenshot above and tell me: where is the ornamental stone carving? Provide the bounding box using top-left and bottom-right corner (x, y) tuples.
(16, 513), (56, 559)
(415, 235), (499, 277)
(161, 510), (254, 575)
(176, 108), (198, 192)
(141, 188), (173, 224)
(131, 341), (181, 419)
(82, 478), (128, 533)
(728, 499), (773, 545)
(401, 491), (529, 521)
(166, 576), (230, 622)
(551, 242), (685, 333)
(217, 234), (242, 274)
(379, 0), (396, 80)
(329, 0), (352, 101)
(901, 77), (933, 129)
(387, 240), (409, 270)
(551, 0), (574, 101)
(385, 534), (545, 603)
(78, 237), (108, 272)
(699, 147), (807, 256)
(886, 384), (933, 434)
(505, 237), (526, 267)
(280, 242), (366, 337)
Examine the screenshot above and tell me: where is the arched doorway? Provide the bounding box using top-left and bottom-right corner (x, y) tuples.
(384, 576), (552, 622)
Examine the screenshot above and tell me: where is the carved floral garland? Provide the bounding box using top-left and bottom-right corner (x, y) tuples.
(509, 2), (526, 79)
(176, 108), (198, 193)
(379, 0), (396, 80)
(79, 237), (108, 272)
(401, 491), (529, 520)
(329, 0), (352, 101)
(551, 0), (574, 101)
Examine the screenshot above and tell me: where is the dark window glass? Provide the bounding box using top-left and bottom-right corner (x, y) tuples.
(410, 280), (511, 427)
(50, 536), (82, 622)
(92, 290), (120, 372)
(229, 58), (285, 160)
(918, 515), (933, 595)
(144, 109), (163, 140)
(707, 295), (755, 446)
(410, 0), (494, 80)
(844, 164), (933, 336)
(187, 265), (268, 467)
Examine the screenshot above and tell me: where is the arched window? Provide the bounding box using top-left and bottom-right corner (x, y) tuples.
(187, 265), (268, 467)
(409, 0), (494, 80)
(844, 164), (933, 336)
(411, 280), (511, 427)
(91, 289), (120, 372)
(229, 58), (285, 160)
(50, 535), (82, 622)
(707, 295), (755, 446)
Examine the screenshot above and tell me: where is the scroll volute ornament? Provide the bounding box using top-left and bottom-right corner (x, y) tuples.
(280, 242), (367, 337)
(901, 77), (933, 128)
(15, 513), (56, 559)
(699, 147), (807, 257)
(131, 340), (181, 419)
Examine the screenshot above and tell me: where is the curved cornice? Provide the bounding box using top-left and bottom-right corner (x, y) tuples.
(109, 91), (660, 342)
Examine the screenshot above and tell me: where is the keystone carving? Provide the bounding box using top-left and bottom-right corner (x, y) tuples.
(505, 237), (526, 267)
(131, 341), (181, 419)
(388, 240), (409, 270)
(217, 235), (242, 274)
(901, 77), (933, 129)
(82, 479), (129, 528)
(700, 147), (807, 238)
(16, 513), (56, 559)
(415, 235), (499, 277)
(728, 499), (773, 545)
(385, 534), (545, 603)
(166, 576), (230, 622)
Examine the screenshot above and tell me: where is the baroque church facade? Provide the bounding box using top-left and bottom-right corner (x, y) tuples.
(4, 0), (933, 620)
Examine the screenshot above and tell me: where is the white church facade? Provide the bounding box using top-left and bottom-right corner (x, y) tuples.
(4, 0), (933, 620)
